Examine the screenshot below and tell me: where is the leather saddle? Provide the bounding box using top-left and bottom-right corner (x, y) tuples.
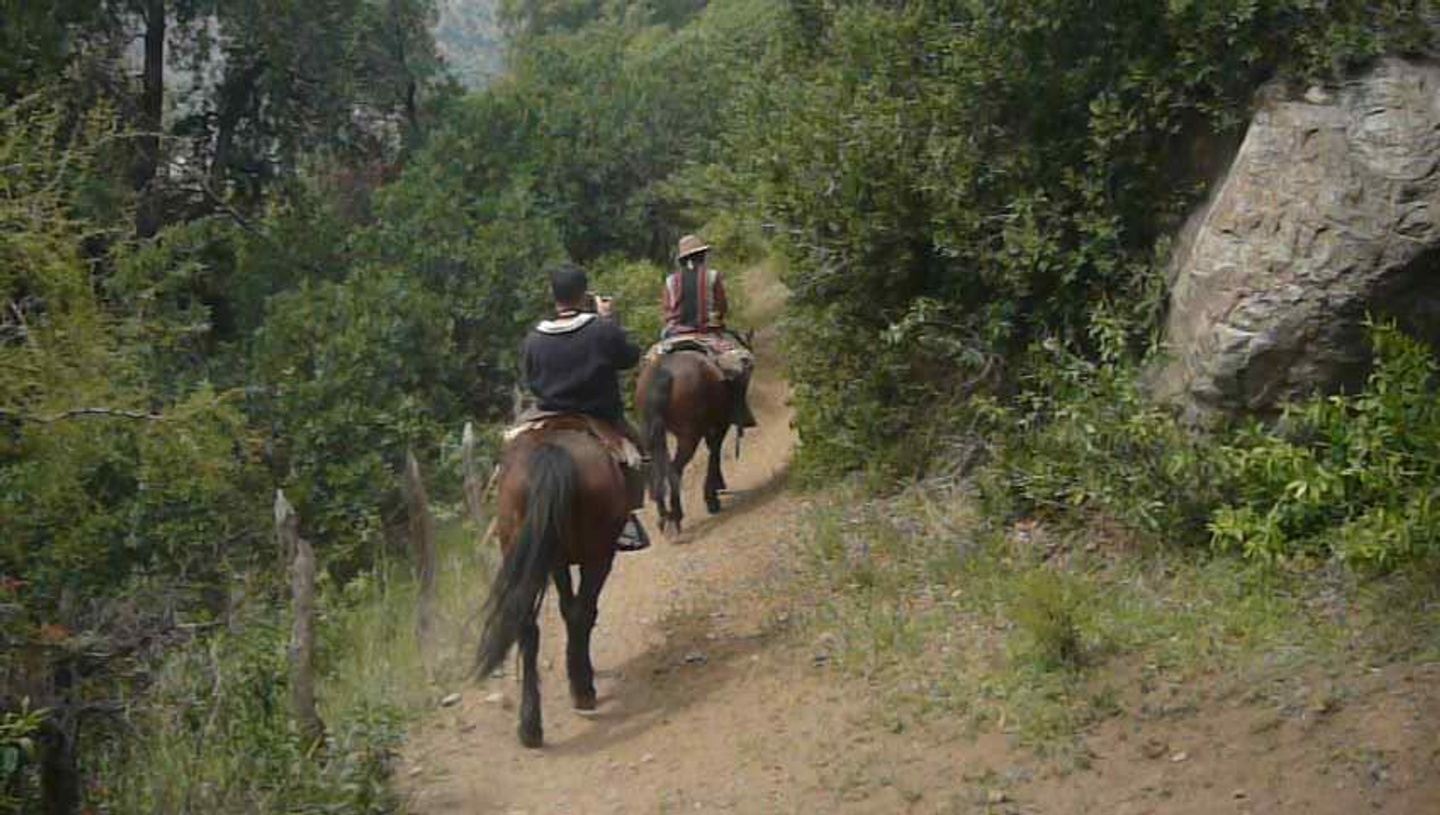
(503, 410), (642, 470)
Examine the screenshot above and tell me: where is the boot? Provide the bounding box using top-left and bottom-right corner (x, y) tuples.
(625, 460), (648, 511)
(616, 462), (650, 552)
(616, 514), (651, 552)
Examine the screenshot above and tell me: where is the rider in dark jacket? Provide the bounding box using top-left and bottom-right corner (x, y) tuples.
(519, 262), (649, 550)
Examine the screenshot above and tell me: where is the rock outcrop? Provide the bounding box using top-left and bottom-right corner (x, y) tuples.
(1156, 57), (1440, 420)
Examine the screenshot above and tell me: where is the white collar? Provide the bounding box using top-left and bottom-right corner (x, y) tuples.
(536, 312), (597, 335)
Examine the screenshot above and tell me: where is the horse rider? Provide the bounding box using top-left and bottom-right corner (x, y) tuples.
(661, 234), (758, 431)
(519, 262), (650, 551)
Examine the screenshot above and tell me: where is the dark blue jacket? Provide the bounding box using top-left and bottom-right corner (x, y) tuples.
(520, 311), (640, 422)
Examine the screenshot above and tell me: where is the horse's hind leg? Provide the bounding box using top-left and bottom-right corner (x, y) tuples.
(704, 429), (726, 514)
(567, 560), (612, 710)
(669, 434), (700, 533)
(552, 565), (590, 711)
(517, 615), (543, 748)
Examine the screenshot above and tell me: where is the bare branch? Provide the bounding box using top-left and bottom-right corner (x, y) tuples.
(0, 407), (165, 424)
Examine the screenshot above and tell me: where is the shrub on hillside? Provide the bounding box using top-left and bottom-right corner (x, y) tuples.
(1209, 321), (1440, 568)
(983, 320), (1440, 570)
(977, 311), (1223, 545)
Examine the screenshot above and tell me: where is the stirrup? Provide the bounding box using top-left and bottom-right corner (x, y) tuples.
(616, 514), (650, 552)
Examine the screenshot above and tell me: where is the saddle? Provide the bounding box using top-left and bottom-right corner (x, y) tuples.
(644, 333), (753, 379)
(503, 410), (643, 470)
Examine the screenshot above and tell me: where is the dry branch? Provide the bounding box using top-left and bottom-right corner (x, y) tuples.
(0, 406), (165, 424)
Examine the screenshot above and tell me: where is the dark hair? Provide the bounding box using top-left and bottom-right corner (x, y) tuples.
(547, 261), (588, 304)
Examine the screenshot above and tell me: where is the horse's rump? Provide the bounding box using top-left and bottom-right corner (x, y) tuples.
(637, 350), (729, 436)
(636, 348), (736, 534)
(496, 426), (629, 567)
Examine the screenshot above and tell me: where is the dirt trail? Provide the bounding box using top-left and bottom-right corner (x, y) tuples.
(401, 280), (1440, 814)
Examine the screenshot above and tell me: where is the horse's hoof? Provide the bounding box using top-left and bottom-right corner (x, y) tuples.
(572, 690), (597, 711)
(705, 498), (722, 515)
(518, 725), (544, 749)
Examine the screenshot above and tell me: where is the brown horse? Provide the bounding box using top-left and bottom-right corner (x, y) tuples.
(474, 422), (628, 748)
(637, 350), (734, 534)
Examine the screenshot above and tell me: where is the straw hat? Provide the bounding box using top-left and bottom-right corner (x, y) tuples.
(676, 234), (711, 261)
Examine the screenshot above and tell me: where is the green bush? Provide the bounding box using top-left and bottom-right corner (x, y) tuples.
(0, 704), (45, 813)
(251, 266), (467, 578)
(982, 320), (1440, 571)
(590, 257), (667, 347)
(977, 308), (1223, 543)
(1209, 321), (1440, 568)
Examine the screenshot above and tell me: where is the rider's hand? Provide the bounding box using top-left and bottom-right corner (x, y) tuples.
(595, 296), (615, 318)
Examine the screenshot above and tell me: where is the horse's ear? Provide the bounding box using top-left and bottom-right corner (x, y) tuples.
(745, 328), (755, 346)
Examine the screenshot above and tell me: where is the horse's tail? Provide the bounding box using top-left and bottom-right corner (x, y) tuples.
(643, 363), (673, 502)
(474, 442), (574, 678)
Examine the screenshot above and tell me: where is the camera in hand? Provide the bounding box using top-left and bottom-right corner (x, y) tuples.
(581, 291), (613, 316)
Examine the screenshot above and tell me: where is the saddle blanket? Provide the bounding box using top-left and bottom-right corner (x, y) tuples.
(644, 333), (754, 378)
(502, 410), (642, 469)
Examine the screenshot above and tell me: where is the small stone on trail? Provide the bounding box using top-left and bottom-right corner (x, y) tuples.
(1233, 789), (1248, 799)
(408, 766), (424, 778)
(684, 650), (708, 665)
(1170, 751), (1189, 763)
(484, 691), (505, 705)
(439, 692), (462, 708)
(986, 789), (1008, 804)
(641, 752), (655, 764)
(1141, 739), (1169, 759)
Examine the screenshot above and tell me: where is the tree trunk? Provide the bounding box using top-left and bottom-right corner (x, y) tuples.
(135, 0), (165, 239)
(209, 59), (264, 201)
(388, 0), (421, 147)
